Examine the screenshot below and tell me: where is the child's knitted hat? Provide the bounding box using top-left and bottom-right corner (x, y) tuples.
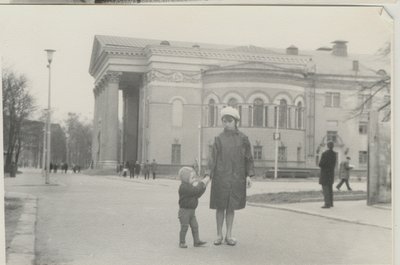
(179, 167), (194, 183)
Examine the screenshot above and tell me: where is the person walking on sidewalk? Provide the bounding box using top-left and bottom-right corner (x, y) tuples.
(129, 161), (135, 179)
(336, 156), (353, 191)
(143, 160), (150, 180)
(151, 159), (158, 180)
(178, 167), (210, 248)
(206, 107), (255, 246)
(318, 141), (337, 209)
(134, 161), (141, 178)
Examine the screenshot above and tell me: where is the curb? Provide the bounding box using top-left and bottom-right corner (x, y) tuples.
(248, 202), (391, 230)
(5, 192), (37, 265)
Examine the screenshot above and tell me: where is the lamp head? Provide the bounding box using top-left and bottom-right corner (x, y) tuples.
(45, 49), (56, 64)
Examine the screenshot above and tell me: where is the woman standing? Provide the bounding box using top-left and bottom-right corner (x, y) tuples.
(206, 107), (255, 246)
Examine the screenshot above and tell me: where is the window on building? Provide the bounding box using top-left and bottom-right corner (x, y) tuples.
(274, 99), (288, 128)
(228, 98), (241, 126)
(278, 146), (287, 161)
(253, 98), (264, 127)
(254, 146), (262, 160)
(359, 122), (368, 134)
(264, 106), (269, 127)
(208, 145), (213, 159)
(325, 92), (341, 107)
(172, 99), (183, 127)
(208, 99), (216, 127)
(327, 131), (338, 143)
(296, 102), (303, 129)
(359, 151), (368, 164)
(171, 144), (181, 164)
(297, 146), (302, 161)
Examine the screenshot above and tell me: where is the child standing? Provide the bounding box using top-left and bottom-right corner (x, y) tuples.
(178, 167), (210, 248)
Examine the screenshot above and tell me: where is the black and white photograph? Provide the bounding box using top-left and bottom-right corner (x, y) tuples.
(0, 5), (397, 265)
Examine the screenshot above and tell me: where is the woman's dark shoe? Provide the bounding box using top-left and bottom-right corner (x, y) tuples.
(179, 242), (188, 248)
(194, 241), (207, 247)
(213, 237), (223, 246)
(225, 237), (237, 246)
(321, 205), (330, 209)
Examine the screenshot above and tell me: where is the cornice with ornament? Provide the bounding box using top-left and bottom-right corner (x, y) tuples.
(147, 69), (201, 84)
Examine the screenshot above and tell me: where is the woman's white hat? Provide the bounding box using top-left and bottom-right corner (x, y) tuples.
(221, 106), (240, 120)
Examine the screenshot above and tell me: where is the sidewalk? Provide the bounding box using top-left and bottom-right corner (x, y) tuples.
(10, 170), (386, 230)
(99, 174), (391, 230)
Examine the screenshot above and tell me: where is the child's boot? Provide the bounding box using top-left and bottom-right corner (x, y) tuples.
(179, 224), (189, 248)
(192, 226), (207, 247)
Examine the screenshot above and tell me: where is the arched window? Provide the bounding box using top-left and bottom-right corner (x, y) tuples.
(228, 98), (238, 108)
(296, 102), (303, 129)
(228, 98), (242, 126)
(208, 99), (216, 127)
(172, 99), (183, 127)
(253, 98), (264, 127)
(275, 99), (287, 128)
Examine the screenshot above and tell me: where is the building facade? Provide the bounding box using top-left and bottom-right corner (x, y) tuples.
(89, 35), (389, 175)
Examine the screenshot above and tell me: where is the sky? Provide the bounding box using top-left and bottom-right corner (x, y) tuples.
(0, 5), (395, 124)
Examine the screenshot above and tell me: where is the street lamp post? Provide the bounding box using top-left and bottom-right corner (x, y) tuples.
(44, 49), (55, 184)
(41, 110), (47, 177)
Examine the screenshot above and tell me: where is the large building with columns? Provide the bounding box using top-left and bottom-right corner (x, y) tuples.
(89, 35), (389, 175)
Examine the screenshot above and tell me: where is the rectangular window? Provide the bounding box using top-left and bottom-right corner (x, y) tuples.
(264, 106), (268, 127)
(171, 144), (181, 164)
(325, 92), (341, 107)
(327, 131), (337, 143)
(359, 151), (368, 164)
(297, 147), (302, 161)
(359, 122), (368, 134)
(278, 146), (287, 161)
(208, 145), (213, 160)
(254, 146), (262, 160)
(248, 106), (253, 127)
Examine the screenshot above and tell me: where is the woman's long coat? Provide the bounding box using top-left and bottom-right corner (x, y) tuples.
(207, 129), (255, 210)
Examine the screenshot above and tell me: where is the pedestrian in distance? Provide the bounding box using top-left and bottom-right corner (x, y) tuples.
(318, 141), (337, 209)
(178, 166), (210, 248)
(122, 161), (129, 177)
(336, 156), (353, 191)
(206, 106), (255, 246)
(134, 161), (141, 178)
(62, 162), (68, 173)
(151, 159), (158, 180)
(143, 160), (150, 180)
(129, 161), (135, 179)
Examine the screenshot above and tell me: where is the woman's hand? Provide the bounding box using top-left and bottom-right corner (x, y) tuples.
(246, 176), (252, 189)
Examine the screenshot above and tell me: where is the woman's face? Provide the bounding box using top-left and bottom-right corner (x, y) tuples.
(222, 115), (236, 130)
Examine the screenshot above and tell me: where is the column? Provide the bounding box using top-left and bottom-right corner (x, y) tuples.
(99, 71), (122, 169)
(92, 88), (99, 166)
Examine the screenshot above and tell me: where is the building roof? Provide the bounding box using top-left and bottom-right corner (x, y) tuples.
(90, 35), (390, 78)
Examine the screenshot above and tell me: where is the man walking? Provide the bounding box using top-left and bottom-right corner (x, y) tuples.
(336, 156), (353, 191)
(151, 159), (158, 180)
(318, 141), (337, 209)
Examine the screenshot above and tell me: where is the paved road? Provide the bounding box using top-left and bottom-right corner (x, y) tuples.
(6, 172), (390, 265)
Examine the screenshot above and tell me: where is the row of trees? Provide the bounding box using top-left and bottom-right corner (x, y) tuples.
(2, 67), (93, 173)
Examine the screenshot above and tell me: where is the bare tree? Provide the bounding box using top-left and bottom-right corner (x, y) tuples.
(64, 113), (92, 169)
(2, 68), (36, 173)
(349, 42), (391, 121)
